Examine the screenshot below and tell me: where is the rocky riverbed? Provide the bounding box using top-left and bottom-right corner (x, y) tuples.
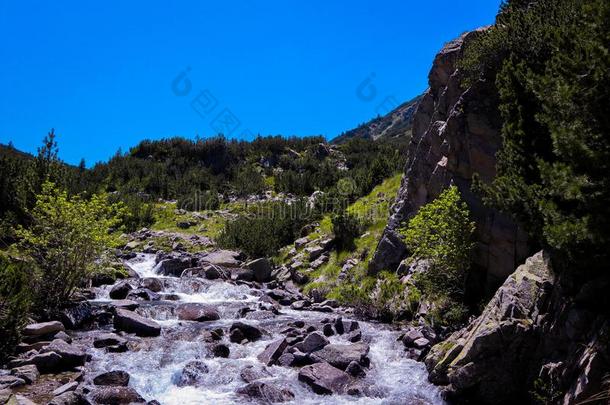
(2, 251), (444, 404)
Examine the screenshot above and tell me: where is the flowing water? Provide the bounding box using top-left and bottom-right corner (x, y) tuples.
(84, 253), (444, 404)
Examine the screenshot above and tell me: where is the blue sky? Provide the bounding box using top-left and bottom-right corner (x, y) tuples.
(0, 0), (501, 165)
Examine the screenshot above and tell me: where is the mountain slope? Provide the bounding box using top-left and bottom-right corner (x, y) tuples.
(331, 95), (421, 144)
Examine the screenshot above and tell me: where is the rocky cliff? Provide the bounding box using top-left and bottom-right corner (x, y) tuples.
(368, 29), (529, 293)
(425, 250), (610, 404)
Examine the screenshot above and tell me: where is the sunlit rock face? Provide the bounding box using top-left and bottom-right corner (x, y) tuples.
(369, 28), (529, 293)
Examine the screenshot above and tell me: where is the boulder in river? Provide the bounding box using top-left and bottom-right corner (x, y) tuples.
(126, 288), (160, 301)
(236, 381), (295, 403)
(10, 351), (62, 374)
(246, 258), (272, 282)
(10, 365), (39, 384)
(239, 365), (272, 383)
(230, 322), (263, 343)
(89, 386), (145, 404)
(139, 277), (163, 292)
(210, 343), (230, 358)
(296, 332), (329, 354)
(93, 333), (128, 352)
(175, 360), (209, 387)
(93, 370), (130, 387)
(58, 302), (94, 329)
(311, 343), (370, 371)
(109, 281), (133, 300)
(176, 303), (220, 322)
(199, 250), (242, 267)
(257, 338), (288, 366)
(40, 339), (87, 369)
(298, 362), (353, 395)
(113, 308), (161, 337)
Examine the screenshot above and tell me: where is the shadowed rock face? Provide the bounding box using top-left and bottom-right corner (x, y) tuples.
(368, 28), (530, 292)
(425, 251), (610, 404)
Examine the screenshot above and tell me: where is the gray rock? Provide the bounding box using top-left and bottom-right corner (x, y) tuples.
(345, 361), (366, 378)
(175, 303), (220, 322)
(126, 288), (160, 301)
(258, 338), (288, 366)
(246, 258), (272, 282)
(89, 386), (145, 404)
(176, 361), (209, 387)
(0, 375), (25, 389)
(200, 250), (242, 267)
(93, 370), (130, 387)
(93, 333), (128, 350)
(236, 381), (295, 403)
(297, 332), (329, 354)
(48, 391), (82, 405)
(210, 343), (230, 358)
(52, 381), (78, 396)
(113, 309), (161, 337)
(10, 365), (39, 384)
(23, 321), (64, 336)
(311, 343), (370, 371)
(239, 365), (272, 383)
(109, 281), (133, 300)
(298, 362), (352, 395)
(40, 339), (87, 369)
(139, 278), (163, 292)
(230, 322), (263, 342)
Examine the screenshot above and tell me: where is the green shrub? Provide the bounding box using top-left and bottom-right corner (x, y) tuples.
(218, 200), (316, 258)
(17, 182), (123, 313)
(401, 186), (475, 297)
(331, 211), (363, 251)
(0, 256), (32, 363)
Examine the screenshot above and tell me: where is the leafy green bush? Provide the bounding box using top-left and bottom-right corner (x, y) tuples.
(17, 182), (123, 313)
(114, 194), (155, 232)
(331, 211), (363, 251)
(218, 200), (316, 258)
(0, 255), (32, 363)
(401, 186), (475, 297)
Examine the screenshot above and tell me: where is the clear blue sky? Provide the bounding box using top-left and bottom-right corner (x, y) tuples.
(0, 0), (500, 165)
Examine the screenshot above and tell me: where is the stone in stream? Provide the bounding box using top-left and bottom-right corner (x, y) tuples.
(113, 308), (161, 337)
(126, 288), (160, 301)
(175, 361), (209, 387)
(10, 351), (62, 374)
(155, 255), (195, 276)
(10, 365), (39, 384)
(236, 381), (295, 403)
(246, 258), (272, 282)
(93, 333), (128, 352)
(345, 361), (367, 378)
(233, 268), (254, 282)
(199, 249), (242, 267)
(239, 365), (272, 383)
(23, 321), (65, 337)
(322, 324), (335, 337)
(139, 277), (163, 292)
(229, 322), (263, 342)
(109, 280), (133, 300)
(40, 339), (87, 369)
(93, 370), (130, 386)
(110, 300), (139, 311)
(277, 353), (295, 367)
(401, 328), (425, 347)
(298, 362), (353, 395)
(52, 381), (78, 396)
(257, 338), (288, 366)
(48, 391), (83, 405)
(310, 343), (371, 371)
(347, 330), (362, 343)
(58, 302), (94, 329)
(89, 386), (145, 404)
(210, 343), (230, 358)
(0, 375), (26, 390)
(175, 303), (220, 322)
(296, 332), (330, 354)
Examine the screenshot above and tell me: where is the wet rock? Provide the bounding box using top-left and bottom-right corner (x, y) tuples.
(402, 328), (424, 347)
(296, 332), (329, 354)
(347, 330), (362, 343)
(109, 300), (139, 311)
(200, 250), (242, 267)
(233, 268), (254, 282)
(346, 361), (366, 378)
(139, 278), (163, 292)
(156, 255), (195, 277)
(0, 375), (26, 389)
(236, 381), (295, 403)
(311, 343), (370, 371)
(322, 324), (335, 337)
(176, 303), (220, 322)
(54, 331), (72, 343)
(230, 322), (263, 342)
(49, 391), (82, 405)
(334, 317), (345, 335)
(239, 365), (272, 383)
(210, 344), (230, 358)
(40, 339), (87, 369)
(113, 309), (161, 337)
(413, 337), (430, 349)
(9, 395), (38, 405)
(298, 362), (353, 395)
(93, 333), (128, 351)
(126, 288), (160, 301)
(93, 370), (130, 387)
(10, 365), (39, 384)
(277, 353), (296, 367)
(258, 338), (288, 366)
(89, 386), (145, 404)
(175, 361), (209, 387)
(109, 281), (133, 300)
(246, 258), (272, 282)
(59, 303), (94, 330)
(23, 321), (64, 337)
(52, 381), (78, 396)
(11, 351), (62, 373)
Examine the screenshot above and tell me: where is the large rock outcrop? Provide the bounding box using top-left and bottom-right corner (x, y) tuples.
(369, 28), (529, 292)
(425, 251), (610, 404)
